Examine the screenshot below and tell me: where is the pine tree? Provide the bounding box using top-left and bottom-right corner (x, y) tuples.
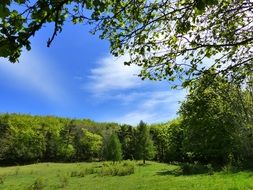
(106, 133), (122, 163)
(136, 121), (155, 164)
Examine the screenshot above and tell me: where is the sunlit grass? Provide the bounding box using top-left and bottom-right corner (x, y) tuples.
(0, 161), (253, 190)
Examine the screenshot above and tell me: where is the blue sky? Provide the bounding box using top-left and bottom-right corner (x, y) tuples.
(0, 22), (186, 125)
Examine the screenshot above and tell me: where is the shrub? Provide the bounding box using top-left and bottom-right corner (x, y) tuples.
(181, 162), (214, 175)
(14, 167), (20, 175)
(58, 175), (69, 188)
(84, 167), (96, 175)
(0, 174), (6, 184)
(70, 167), (96, 177)
(28, 178), (45, 190)
(99, 162), (134, 176)
(70, 171), (79, 177)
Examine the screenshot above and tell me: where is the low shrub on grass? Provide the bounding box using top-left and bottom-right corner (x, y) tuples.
(0, 174), (6, 184)
(85, 167), (96, 175)
(70, 171), (79, 177)
(28, 178), (45, 190)
(99, 162), (135, 176)
(222, 164), (239, 173)
(70, 162), (134, 177)
(181, 162), (214, 175)
(58, 175), (69, 188)
(70, 167), (96, 177)
(14, 167), (20, 175)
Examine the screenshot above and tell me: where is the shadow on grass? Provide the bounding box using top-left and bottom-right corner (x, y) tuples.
(156, 163), (253, 177)
(137, 163), (152, 167)
(156, 163), (215, 176)
(157, 168), (183, 176)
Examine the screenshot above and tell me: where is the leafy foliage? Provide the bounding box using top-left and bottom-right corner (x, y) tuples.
(0, 80), (252, 169)
(179, 74), (253, 166)
(136, 121), (155, 164)
(99, 162), (135, 176)
(105, 133), (122, 162)
(0, 114), (119, 164)
(1, 0), (252, 85)
(150, 119), (184, 163)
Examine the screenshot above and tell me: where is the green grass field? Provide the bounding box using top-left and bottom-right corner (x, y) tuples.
(0, 161), (253, 190)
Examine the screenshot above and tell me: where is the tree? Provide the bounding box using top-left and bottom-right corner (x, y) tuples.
(150, 123), (170, 162)
(93, 0), (253, 85)
(179, 73), (253, 166)
(105, 133), (122, 163)
(1, 0), (253, 85)
(72, 124), (103, 161)
(78, 129), (102, 161)
(118, 124), (137, 160)
(136, 121), (155, 164)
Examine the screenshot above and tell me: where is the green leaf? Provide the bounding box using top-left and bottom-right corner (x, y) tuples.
(14, 0), (26, 4)
(0, 5), (10, 18)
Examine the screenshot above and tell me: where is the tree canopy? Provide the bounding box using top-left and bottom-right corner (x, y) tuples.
(1, 0), (252, 85)
(179, 74), (253, 166)
(105, 133), (122, 162)
(136, 121), (155, 164)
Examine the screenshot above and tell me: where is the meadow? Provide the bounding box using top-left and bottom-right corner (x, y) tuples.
(0, 161), (253, 190)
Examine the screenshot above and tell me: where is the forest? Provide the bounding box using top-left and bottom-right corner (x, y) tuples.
(1, 74), (252, 171)
(1, 0), (253, 188)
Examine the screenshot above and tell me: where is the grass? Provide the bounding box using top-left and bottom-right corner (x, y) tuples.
(0, 161), (253, 190)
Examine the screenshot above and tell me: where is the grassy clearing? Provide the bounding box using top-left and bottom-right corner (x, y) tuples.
(0, 161), (253, 190)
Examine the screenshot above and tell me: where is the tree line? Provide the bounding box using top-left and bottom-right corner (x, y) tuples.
(0, 114), (154, 165)
(151, 74), (253, 169)
(0, 74), (252, 168)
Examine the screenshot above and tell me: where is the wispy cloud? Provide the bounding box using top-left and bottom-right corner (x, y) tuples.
(111, 90), (187, 125)
(0, 50), (69, 104)
(86, 54), (187, 125)
(86, 55), (142, 93)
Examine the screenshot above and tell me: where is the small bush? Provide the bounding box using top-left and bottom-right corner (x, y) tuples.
(28, 178), (45, 190)
(222, 164), (239, 173)
(181, 163), (214, 175)
(70, 171), (79, 177)
(85, 167), (96, 175)
(99, 162), (134, 176)
(70, 167), (96, 177)
(0, 174), (6, 184)
(207, 164), (214, 175)
(14, 167), (20, 175)
(70, 162), (134, 177)
(58, 175), (69, 188)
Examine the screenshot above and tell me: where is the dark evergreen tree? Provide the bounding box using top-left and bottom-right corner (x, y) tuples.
(106, 133), (122, 163)
(136, 121), (155, 164)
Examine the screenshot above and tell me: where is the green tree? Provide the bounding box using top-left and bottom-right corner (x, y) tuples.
(79, 129), (102, 161)
(58, 120), (76, 161)
(118, 124), (137, 160)
(151, 119), (184, 163)
(0, 113), (119, 164)
(105, 133), (122, 163)
(1, 115), (46, 163)
(150, 123), (170, 162)
(179, 74), (253, 166)
(1, 0), (253, 85)
(136, 121), (155, 164)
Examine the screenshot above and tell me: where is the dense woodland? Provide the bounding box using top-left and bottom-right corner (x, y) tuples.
(0, 74), (252, 170)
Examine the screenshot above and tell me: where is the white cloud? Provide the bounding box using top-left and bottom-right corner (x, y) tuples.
(0, 50), (68, 104)
(110, 90), (187, 125)
(114, 112), (157, 126)
(87, 54), (142, 93)
(85, 41), (224, 125)
(87, 54), (187, 125)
